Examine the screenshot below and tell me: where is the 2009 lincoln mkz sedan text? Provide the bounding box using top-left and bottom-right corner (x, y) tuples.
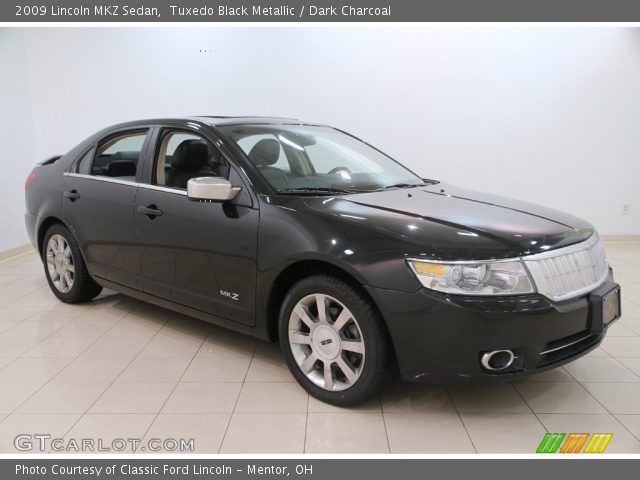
(24, 117), (621, 405)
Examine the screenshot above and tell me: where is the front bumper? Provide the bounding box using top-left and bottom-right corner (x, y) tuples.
(367, 281), (620, 385)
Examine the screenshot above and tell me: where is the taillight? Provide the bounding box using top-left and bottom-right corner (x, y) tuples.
(25, 170), (36, 189)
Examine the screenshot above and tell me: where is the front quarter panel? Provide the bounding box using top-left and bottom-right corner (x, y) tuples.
(256, 195), (426, 295)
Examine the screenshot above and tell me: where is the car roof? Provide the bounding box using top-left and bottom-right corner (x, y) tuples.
(192, 116), (314, 126)
(105, 116), (327, 130)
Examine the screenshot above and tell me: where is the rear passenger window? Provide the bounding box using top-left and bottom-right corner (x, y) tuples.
(86, 131), (148, 181)
(75, 148), (95, 175)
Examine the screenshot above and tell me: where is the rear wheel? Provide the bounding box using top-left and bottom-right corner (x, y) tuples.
(42, 224), (102, 303)
(279, 275), (394, 406)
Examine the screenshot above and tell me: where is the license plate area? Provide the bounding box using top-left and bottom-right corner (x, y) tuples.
(603, 288), (621, 326)
(589, 283), (621, 333)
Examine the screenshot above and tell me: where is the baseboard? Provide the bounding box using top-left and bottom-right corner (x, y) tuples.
(601, 234), (640, 243)
(0, 244), (35, 262)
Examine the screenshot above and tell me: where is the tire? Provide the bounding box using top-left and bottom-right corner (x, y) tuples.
(42, 224), (102, 303)
(279, 274), (394, 406)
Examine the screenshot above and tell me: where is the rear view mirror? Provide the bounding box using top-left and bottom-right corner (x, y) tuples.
(187, 177), (241, 202)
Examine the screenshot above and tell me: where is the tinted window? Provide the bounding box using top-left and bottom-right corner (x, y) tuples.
(237, 134), (290, 172)
(154, 130), (230, 190)
(90, 131), (148, 181)
(75, 148), (95, 175)
(220, 125), (423, 192)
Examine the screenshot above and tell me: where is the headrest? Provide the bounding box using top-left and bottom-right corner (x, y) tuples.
(248, 139), (280, 166)
(108, 160), (136, 177)
(171, 140), (209, 171)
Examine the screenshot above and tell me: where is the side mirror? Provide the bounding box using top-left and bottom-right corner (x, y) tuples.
(187, 177), (241, 202)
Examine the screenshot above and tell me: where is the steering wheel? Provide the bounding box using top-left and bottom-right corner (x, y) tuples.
(328, 166), (352, 176)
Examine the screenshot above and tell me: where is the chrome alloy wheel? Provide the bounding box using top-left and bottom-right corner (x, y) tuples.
(288, 293), (365, 391)
(46, 234), (75, 293)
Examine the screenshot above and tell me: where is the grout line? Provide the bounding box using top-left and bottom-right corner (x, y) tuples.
(379, 395), (391, 454)
(511, 382), (550, 437)
(6, 298), (147, 452)
(217, 337), (258, 453)
(562, 363), (640, 443)
(303, 391), (310, 453)
(445, 386), (478, 453)
(0, 298), (93, 426)
(51, 305), (169, 454)
(0, 306), (50, 363)
(43, 300), (149, 451)
(134, 324), (213, 454)
(609, 356), (640, 381)
(2, 300), (129, 415)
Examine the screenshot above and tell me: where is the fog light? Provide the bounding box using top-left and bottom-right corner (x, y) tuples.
(481, 350), (515, 371)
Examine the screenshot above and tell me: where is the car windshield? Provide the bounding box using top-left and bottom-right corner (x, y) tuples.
(218, 124), (426, 194)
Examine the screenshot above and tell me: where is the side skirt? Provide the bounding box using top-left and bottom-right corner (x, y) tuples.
(95, 276), (258, 339)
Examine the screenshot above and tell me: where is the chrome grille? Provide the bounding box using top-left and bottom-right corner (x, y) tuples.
(523, 234), (608, 302)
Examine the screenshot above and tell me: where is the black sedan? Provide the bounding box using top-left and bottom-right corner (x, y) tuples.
(24, 116), (621, 405)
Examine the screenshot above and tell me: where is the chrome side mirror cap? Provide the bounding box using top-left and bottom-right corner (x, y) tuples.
(187, 177), (241, 202)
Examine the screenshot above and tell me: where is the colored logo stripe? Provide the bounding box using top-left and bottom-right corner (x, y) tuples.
(536, 433), (613, 453)
(560, 433), (589, 453)
(584, 433), (613, 453)
(537, 433), (565, 453)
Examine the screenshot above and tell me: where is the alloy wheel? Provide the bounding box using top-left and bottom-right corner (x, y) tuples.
(46, 234), (75, 293)
(288, 293), (365, 391)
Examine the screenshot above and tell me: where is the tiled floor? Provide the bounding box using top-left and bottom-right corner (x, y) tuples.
(0, 244), (639, 454)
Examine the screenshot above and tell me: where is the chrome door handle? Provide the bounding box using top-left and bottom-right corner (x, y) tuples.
(137, 204), (163, 219)
(63, 190), (80, 201)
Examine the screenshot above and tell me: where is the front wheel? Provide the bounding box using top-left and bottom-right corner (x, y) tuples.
(279, 275), (394, 406)
(42, 224), (102, 303)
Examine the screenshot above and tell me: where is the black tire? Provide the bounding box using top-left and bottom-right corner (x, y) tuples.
(42, 224), (102, 303)
(279, 274), (395, 406)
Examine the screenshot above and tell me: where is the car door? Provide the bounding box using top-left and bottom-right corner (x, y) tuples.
(63, 128), (151, 288)
(134, 127), (259, 326)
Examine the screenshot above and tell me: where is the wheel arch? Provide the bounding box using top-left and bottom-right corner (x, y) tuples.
(36, 216), (69, 258)
(264, 259), (389, 343)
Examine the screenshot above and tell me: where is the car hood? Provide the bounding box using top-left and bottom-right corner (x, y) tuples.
(302, 183), (594, 260)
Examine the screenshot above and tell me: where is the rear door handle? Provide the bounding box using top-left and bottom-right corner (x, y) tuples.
(137, 204), (163, 219)
(63, 190), (80, 201)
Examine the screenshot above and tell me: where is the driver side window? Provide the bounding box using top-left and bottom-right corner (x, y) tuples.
(155, 130), (230, 190)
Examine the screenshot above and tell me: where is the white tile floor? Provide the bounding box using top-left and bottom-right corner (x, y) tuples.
(0, 244), (639, 454)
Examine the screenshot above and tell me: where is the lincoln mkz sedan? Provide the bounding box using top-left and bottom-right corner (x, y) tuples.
(25, 117), (621, 405)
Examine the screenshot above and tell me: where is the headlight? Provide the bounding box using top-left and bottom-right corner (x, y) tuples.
(406, 259), (535, 296)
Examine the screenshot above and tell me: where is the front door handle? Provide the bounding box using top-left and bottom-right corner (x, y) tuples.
(138, 204), (163, 219)
(63, 190), (80, 201)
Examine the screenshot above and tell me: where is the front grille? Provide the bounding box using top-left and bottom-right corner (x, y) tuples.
(524, 234), (608, 302)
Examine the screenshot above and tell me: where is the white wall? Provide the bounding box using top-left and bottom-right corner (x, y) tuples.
(0, 29), (37, 252)
(2, 27), (640, 251)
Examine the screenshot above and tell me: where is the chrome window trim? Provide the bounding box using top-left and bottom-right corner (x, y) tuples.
(138, 184), (187, 196)
(64, 172), (137, 187)
(63, 172), (187, 196)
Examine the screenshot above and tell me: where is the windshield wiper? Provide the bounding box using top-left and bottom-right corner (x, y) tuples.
(376, 183), (426, 190)
(276, 187), (359, 195)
